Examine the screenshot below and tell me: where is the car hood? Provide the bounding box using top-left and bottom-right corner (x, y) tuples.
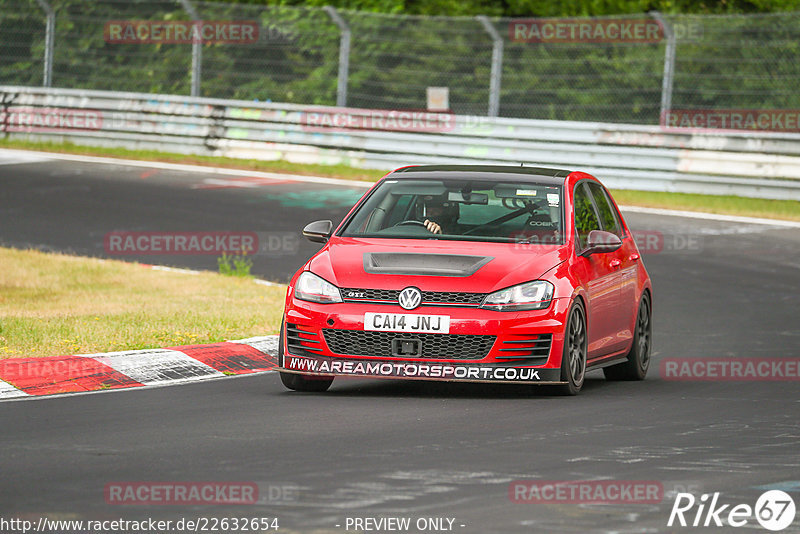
(308, 237), (568, 293)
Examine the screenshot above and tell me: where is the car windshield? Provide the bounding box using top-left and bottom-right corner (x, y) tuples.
(340, 178), (564, 244)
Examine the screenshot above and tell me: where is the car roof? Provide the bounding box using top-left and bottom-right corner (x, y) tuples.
(389, 165), (572, 186)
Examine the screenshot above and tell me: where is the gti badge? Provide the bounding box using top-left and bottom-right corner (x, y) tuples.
(398, 287), (422, 310)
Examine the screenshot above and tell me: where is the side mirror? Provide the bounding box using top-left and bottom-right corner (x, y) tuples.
(302, 220), (333, 243)
(581, 230), (622, 257)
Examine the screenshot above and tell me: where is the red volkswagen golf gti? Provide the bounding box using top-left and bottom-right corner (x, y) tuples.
(278, 165), (652, 395)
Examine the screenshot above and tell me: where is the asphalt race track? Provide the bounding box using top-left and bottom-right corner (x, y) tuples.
(0, 151), (368, 283)
(1, 151), (799, 533)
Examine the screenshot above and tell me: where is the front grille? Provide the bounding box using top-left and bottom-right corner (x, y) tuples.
(322, 329), (495, 360)
(341, 288), (485, 306)
(423, 291), (485, 305)
(341, 288), (398, 301)
(496, 334), (553, 363)
(286, 323), (323, 354)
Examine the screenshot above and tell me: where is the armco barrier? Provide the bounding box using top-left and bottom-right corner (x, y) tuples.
(2, 85), (800, 200)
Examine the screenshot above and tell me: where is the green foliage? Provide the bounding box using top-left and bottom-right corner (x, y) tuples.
(0, 4), (45, 86)
(217, 251), (253, 277)
(226, 0), (800, 16)
(1, 0), (799, 124)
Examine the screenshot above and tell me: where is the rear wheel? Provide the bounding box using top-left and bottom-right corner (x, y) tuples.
(604, 292), (651, 381)
(277, 319), (333, 392)
(557, 301), (587, 395)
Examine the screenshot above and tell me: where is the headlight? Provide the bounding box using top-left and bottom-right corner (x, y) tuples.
(481, 280), (554, 311)
(294, 272), (342, 304)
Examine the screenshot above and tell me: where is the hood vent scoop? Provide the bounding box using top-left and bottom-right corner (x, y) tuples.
(363, 252), (493, 277)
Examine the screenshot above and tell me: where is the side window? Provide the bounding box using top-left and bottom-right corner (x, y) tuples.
(587, 182), (621, 237)
(573, 183), (601, 251)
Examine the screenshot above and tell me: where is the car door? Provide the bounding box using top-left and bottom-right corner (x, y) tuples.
(586, 182), (636, 353)
(573, 182), (623, 360)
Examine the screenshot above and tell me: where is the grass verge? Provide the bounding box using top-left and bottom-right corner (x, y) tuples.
(0, 247), (286, 359)
(611, 190), (800, 222)
(1, 138), (798, 221)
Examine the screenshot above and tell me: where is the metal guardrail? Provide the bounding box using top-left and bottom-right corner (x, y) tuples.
(2, 85), (800, 200)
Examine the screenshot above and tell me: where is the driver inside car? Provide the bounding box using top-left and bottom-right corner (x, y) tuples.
(420, 194), (459, 234)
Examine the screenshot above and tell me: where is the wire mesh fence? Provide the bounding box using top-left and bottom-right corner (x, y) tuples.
(1, 0), (799, 125)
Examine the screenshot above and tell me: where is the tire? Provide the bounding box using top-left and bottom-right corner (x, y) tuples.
(556, 301), (587, 396)
(277, 319), (334, 393)
(604, 292), (652, 381)
(279, 371), (333, 392)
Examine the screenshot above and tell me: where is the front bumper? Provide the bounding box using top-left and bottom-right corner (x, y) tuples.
(278, 297), (572, 384)
(279, 354), (565, 384)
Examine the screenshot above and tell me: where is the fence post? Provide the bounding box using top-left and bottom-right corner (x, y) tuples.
(323, 6), (350, 107)
(178, 0), (202, 97)
(650, 11), (675, 123)
(476, 15), (503, 117)
(34, 0), (55, 87)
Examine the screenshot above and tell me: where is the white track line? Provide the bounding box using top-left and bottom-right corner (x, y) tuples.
(253, 279), (282, 287)
(0, 149), (376, 188)
(618, 205), (800, 228)
(142, 264), (285, 287)
(148, 265), (202, 275)
(0, 149), (52, 166)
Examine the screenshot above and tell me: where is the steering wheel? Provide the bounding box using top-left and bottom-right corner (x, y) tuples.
(393, 220), (427, 227)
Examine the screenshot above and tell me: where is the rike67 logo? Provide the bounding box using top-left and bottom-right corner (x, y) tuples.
(668, 490), (796, 531)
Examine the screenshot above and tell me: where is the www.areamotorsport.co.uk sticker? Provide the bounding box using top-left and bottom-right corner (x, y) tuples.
(281, 354), (563, 383)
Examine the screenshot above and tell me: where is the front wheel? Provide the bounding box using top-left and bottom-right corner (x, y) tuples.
(556, 301), (587, 395)
(278, 319), (333, 392)
(604, 292), (651, 381)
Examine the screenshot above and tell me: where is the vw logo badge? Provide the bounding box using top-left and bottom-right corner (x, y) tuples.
(398, 287), (422, 310)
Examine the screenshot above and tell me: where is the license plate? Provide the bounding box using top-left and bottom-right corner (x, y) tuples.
(364, 312), (450, 333)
